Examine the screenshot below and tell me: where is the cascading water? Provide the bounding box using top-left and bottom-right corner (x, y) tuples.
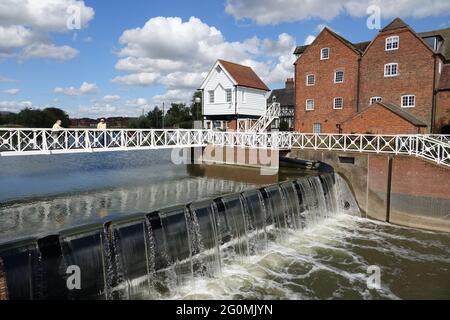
(0, 173), (360, 300)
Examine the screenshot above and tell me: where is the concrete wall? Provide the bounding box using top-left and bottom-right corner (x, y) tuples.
(201, 145), (279, 172)
(287, 149), (450, 232)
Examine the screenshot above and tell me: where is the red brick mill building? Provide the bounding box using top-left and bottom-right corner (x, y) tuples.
(294, 18), (450, 134)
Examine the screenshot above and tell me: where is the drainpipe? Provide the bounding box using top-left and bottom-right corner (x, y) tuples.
(356, 56), (362, 113)
(431, 55), (438, 133)
(294, 62), (297, 131)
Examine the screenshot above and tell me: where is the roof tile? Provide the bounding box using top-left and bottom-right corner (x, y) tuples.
(218, 59), (270, 91)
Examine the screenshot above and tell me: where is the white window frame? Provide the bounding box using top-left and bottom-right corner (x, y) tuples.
(226, 89), (232, 102)
(306, 74), (315, 86)
(385, 36), (399, 51)
(321, 48), (330, 60)
(401, 95), (415, 108)
(370, 96), (383, 105)
(306, 99), (315, 111)
(333, 97), (343, 109)
(334, 70), (344, 83)
(208, 90), (215, 104)
(384, 63), (398, 77)
(313, 123), (321, 133)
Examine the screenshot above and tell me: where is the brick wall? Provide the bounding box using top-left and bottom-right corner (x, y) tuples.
(341, 103), (423, 134)
(359, 28), (435, 130)
(436, 90), (450, 132)
(295, 29), (359, 133)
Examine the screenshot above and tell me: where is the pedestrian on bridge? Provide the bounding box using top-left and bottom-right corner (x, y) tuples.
(97, 119), (107, 130)
(51, 120), (63, 149)
(97, 118), (107, 147)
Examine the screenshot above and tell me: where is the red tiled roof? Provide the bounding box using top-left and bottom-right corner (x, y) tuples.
(218, 59), (270, 91)
(439, 65), (450, 90)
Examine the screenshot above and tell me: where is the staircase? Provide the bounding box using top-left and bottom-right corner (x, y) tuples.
(249, 102), (281, 133)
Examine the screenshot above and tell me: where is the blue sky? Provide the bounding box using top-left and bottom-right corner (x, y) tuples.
(0, 0), (449, 118)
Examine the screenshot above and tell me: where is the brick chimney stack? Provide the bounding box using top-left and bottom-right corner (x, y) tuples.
(285, 78), (294, 90)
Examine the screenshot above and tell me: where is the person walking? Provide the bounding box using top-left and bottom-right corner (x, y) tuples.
(97, 118), (107, 147)
(97, 118), (107, 130)
(51, 120), (63, 149)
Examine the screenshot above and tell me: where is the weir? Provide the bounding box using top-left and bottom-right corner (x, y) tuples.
(0, 173), (359, 300)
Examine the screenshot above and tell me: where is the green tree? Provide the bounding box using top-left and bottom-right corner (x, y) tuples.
(165, 103), (192, 127)
(43, 107), (70, 127)
(14, 107), (69, 128)
(146, 106), (163, 128)
(128, 116), (151, 129)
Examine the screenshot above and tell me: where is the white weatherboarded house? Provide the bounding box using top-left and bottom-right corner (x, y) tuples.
(199, 60), (270, 131)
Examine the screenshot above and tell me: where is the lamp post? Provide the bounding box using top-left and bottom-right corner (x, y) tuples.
(194, 96), (201, 121)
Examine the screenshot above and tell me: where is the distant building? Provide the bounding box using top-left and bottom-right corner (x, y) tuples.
(70, 118), (97, 128)
(199, 59), (270, 131)
(70, 117), (133, 128)
(268, 78), (295, 130)
(294, 17), (450, 134)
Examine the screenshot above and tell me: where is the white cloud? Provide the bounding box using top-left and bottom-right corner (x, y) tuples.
(54, 81), (97, 96)
(304, 35), (316, 45)
(114, 16), (297, 104)
(2, 88), (20, 95)
(125, 98), (149, 108)
(112, 72), (160, 86)
(225, 0), (450, 25)
(0, 100), (33, 112)
(152, 89), (194, 104)
(0, 75), (18, 83)
(75, 96), (148, 118)
(19, 43), (78, 61)
(0, 0), (94, 60)
(102, 95), (121, 102)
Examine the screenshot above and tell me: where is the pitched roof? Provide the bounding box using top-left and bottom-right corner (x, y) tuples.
(438, 64), (450, 90)
(293, 19), (450, 61)
(381, 17), (410, 32)
(217, 59), (270, 91)
(294, 28), (369, 56)
(268, 88), (294, 106)
(343, 102), (427, 127)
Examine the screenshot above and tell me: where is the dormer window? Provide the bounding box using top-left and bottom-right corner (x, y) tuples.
(423, 36), (442, 51)
(385, 36), (399, 51)
(321, 48), (330, 60)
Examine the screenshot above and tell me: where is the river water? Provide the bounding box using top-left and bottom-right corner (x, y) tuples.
(0, 150), (449, 299)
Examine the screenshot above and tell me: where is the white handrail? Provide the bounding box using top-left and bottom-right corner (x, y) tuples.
(0, 129), (448, 167)
(248, 102), (280, 133)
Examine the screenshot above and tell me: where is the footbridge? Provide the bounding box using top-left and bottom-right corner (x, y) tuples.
(0, 128), (448, 167)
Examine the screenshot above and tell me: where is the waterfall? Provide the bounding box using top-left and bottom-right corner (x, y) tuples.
(0, 173), (360, 300)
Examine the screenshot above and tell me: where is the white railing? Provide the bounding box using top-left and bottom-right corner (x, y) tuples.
(248, 102), (280, 133)
(0, 128), (211, 156)
(0, 129), (449, 167)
